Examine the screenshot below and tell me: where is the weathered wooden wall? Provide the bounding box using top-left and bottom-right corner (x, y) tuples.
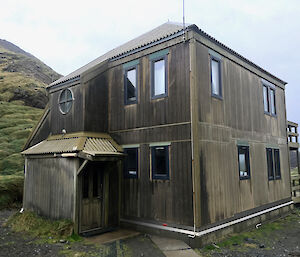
(23, 157), (78, 220)
(194, 40), (290, 226)
(109, 42), (194, 226)
(83, 72), (108, 133)
(49, 83), (84, 135)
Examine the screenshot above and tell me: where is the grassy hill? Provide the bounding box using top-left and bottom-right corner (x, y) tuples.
(0, 39), (61, 108)
(0, 39), (61, 208)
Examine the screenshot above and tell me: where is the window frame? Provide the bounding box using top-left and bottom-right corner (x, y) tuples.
(210, 55), (222, 99)
(123, 147), (139, 179)
(58, 88), (74, 115)
(262, 81), (276, 117)
(124, 64), (138, 105)
(150, 55), (168, 99)
(266, 148), (281, 180)
(274, 149), (281, 179)
(237, 145), (251, 180)
(151, 145), (170, 180)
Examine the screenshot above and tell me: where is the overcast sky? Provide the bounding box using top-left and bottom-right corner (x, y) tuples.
(1, 0), (299, 124)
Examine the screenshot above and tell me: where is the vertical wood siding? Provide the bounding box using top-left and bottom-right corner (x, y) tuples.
(195, 41), (290, 226)
(109, 43), (193, 226)
(23, 158), (78, 220)
(49, 84), (84, 135)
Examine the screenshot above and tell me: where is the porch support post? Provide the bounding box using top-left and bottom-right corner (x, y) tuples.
(74, 159), (89, 234)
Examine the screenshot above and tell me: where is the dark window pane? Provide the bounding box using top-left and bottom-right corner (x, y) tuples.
(263, 85), (269, 112)
(152, 146), (169, 179)
(270, 89), (276, 115)
(124, 148), (138, 178)
(83, 173), (89, 199)
(154, 59), (165, 96)
(274, 149), (281, 179)
(126, 68), (137, 102)
(211, 59), (220, 96)
(266, 148), (274, 180)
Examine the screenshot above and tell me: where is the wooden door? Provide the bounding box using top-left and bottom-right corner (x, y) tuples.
(80, 167), (103, 232)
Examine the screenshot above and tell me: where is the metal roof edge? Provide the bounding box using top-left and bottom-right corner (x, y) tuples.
(188, 24), (287, 86)
(109, 30), (185, 62)
(47, 75), (80, 90)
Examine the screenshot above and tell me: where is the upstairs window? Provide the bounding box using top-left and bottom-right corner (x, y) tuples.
(124, 66), (138, 104)
(270, 88), (276, 115)
(238, 145), (250, 180)
(210, 56), (222, 98)
(262, 82), (276, 116)
(59, 88), (73, 114)
(124, 148), (138, 178)
(266, 148), (281, 180)
(151, 145), (169, 180)
(263, 85), (269, 113)
(151, 56), (168, 99)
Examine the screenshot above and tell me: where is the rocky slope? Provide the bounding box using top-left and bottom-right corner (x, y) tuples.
(0, 39), (62, 108)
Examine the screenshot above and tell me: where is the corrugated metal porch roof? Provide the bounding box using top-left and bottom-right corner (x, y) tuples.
(22, 132), (123, 156)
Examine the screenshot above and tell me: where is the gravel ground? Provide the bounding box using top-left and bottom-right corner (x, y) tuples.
(0, 209), (164, 257)
(1, 208), (300, 257)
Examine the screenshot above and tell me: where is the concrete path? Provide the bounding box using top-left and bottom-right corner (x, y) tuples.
(85, 228), (140, 244)
(151, 235), (200, 257)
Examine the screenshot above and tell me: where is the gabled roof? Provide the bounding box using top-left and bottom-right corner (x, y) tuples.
(49, 22), (185, 87)
(49, 21), (286, 88)
(22, 132), (123, 157)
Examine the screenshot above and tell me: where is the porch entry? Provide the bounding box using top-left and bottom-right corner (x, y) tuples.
(80, 162), (104, 232)
(79, 160), (121, 234)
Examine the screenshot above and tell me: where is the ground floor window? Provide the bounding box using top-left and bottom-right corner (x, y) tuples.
(151, 145), (169, 180)
(238, 145), (250, 180)
(266, 148), (281, 180)
(124, 148), (138, 178)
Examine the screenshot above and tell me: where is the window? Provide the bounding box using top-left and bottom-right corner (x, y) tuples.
(263, 85), (269, 113)
(59, 88), (73, 114)
(266, 148), (274, 180)
(124, 66), (137, 104)
(270, 88), (276, 115)
(238, 145), (250, 179)
(151, 56), (168, 99)
(262, 82), (276, 116)
(151, 145), (169, 180)
(274, 149), (281, 179)
(266, 148), (281, 180)
(124, 148), (138, 178)
(210, 56), (222, 98)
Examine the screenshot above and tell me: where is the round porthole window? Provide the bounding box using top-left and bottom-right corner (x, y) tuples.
(59, 88), (73, 114)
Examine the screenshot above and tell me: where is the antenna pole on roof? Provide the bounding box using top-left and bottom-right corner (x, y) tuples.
(183, 0), (186, 41)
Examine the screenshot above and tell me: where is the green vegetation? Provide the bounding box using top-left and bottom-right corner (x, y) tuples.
(196, 208), (300, 255)
(0, 174), (23, 209)
(5, 210), (77, 241)
(0, 44), (61, 108)
(0, 101), (42, 175)
(0, 102), (42, 209)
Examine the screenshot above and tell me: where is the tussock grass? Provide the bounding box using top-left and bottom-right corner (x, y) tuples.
(0, 174), (23, 209)
(0, 102), (42, 175)
(6, 210), (76, 240)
